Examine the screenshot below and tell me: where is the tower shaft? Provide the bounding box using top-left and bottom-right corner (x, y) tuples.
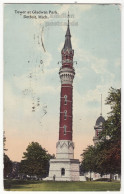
(59, 84), (73, 140)
(59, 68), (75, 140)
(48, 14), (80, 181)
(59, 15), (75, 141)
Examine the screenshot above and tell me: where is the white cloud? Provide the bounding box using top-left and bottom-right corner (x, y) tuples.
(13, 65), (59, 96)
(57, 4), (93, 17)
(57, 4), (93, 33)
(58, 42), (63, 53)
(91, 58), (108, 74)
(72, 35), (108, 73)
(57, 4), (71, 15)
(115, 58), (121, 67)
(4, 81), (19, 112)
(73, 83), (112, 121)
(4, 81), (33, 118)
(10, 47), (57, 97)
(71, 35), (117, 93)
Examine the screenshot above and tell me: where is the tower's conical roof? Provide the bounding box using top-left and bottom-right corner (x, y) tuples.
(63, 13), (72, 50)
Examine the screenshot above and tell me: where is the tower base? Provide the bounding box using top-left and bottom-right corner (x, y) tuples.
(48, 158), (80, 181)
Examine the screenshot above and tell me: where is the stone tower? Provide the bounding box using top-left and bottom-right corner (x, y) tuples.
(48, 14), (80, 181)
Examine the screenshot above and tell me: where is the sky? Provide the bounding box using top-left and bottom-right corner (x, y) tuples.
(4, 3), (121, 162)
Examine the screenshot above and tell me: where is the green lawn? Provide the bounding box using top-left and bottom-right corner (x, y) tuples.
(4, 179), (121, 191)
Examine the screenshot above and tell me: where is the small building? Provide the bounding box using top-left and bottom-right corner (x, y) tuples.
(93, 114), (105, 146)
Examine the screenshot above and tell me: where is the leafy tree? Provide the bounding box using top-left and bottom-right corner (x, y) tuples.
(19, 142), (55, 178)
(3, 131), (12, 178)
(100, 87), (121, 175)
(4, 154), (12, 178)
(81, 88), (121, 178)
(95, 140), (121, 177)
(101, 87), (121, 141)
(93, 140), (117, 177)
(81, 146), (97, 180)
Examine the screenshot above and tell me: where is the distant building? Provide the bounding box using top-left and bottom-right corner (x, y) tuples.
(85, 113), (120, 181)
(93, 114), (105, 146)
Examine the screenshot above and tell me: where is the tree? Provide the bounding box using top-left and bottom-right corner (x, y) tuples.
(102, 87), (121, 141)
(4, 154), (12, 178)
(19, 142), (54, 178)
(81, 146), (97, 180)
(3, 131), (12, 178)
(100, 87), (121, 175)
(81, 88), (121, 178)
(93, 140), (118, 176)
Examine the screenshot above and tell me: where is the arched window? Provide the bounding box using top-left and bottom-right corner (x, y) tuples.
(64, 95), (67, 105)
(61, 168), (65, 176)
(64, 110), (67, 120)
(64, 125), (67, 135)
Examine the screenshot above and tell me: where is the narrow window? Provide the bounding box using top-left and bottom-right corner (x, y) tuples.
(96, 130), (100, 137)
(64, 110), (67, 120)
(64, 95), (67, 105)
(61, 168), (65, 176)
(64, 125), (67, 135)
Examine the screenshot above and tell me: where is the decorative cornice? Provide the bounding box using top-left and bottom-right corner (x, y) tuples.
(59, 67), (75, 85)
(62, 60), (73, 65)
(56, 140), (74, 149)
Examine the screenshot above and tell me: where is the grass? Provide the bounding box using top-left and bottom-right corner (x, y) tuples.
(4, 179), (121, 191)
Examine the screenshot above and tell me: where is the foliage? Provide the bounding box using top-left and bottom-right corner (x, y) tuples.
(81, 88), (121, 176)
(4, 154), (12, 178)
(95, 139), (121, 175)
(99, 87), (121, 174)
(3, 131), (12, 178)
(3, 131), (8, 152)
(101, 87), (121, 140)
(80, 146), (97, 178)
(19, 142), (55, 177)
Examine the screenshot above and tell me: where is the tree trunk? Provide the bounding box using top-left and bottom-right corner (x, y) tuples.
(109, 173), (112, 181)
(90, 171), (92, 181)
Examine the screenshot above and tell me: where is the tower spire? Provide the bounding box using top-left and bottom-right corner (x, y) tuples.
(100, 94), (102, 116)
(68, 11), (69, 27)
(62, 12), (72, 50)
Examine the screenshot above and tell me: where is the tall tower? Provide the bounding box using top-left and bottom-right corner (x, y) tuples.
(48, 13), (80, 181)
(57, 13), (75, 155)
